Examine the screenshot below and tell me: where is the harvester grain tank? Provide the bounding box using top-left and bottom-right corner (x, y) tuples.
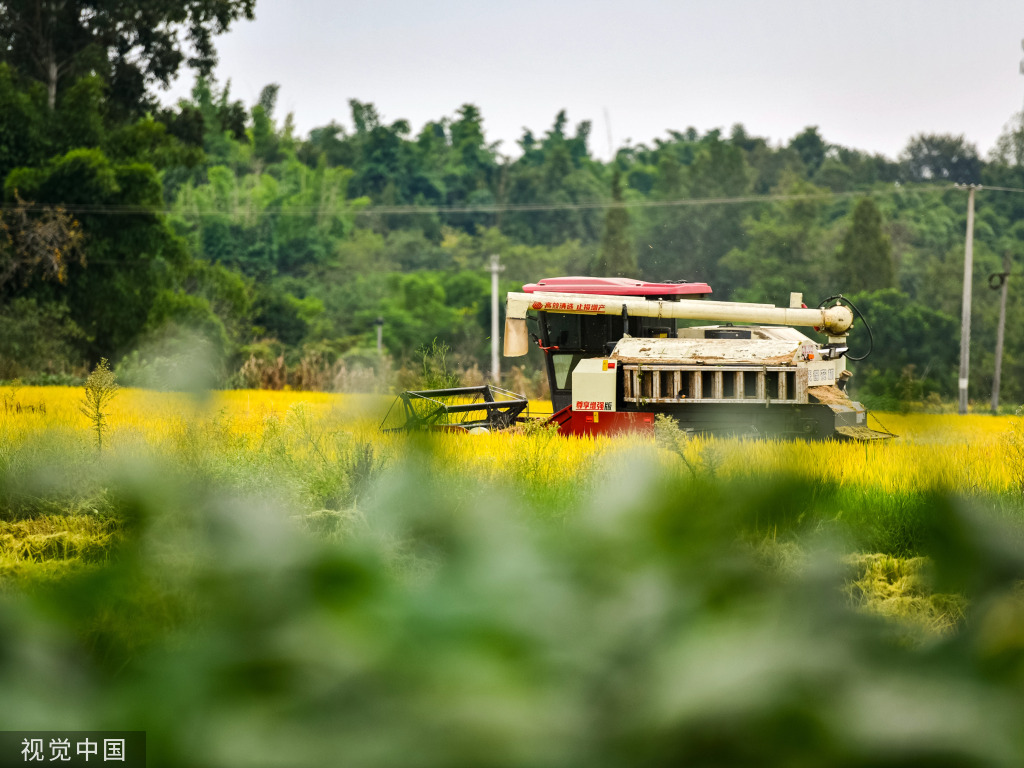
(502, 277), (890, 440)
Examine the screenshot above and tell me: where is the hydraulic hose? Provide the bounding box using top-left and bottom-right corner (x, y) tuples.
(819, 295), (873, 362)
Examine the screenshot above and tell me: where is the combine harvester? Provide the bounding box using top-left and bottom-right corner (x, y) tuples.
(387, 276), (892, 441)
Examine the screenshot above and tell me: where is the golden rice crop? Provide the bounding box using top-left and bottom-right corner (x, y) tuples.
(3, 385), (1016, 636)
(1, 386), (1022, 496)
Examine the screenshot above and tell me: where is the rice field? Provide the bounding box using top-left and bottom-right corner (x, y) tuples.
(3, 382), (1023, 595)
(3, 385), (1020, 494)
(3, 385), (1023, 537)
(4, 385), (1024, 765)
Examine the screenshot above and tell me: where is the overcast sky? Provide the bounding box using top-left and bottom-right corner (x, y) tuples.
(161, 0), (1024, 161)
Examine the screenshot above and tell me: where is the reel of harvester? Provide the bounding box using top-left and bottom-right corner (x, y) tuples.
(380, 385), (529, 433)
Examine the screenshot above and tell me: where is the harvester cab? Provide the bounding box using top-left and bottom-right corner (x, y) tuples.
(503, 276), (892, 441)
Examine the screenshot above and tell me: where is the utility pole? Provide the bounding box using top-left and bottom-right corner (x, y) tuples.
(487, 254), (505, 383)
(958, 184), (978, 415)
(374, 316), (384, 354)
(991, 252), (1012, 413)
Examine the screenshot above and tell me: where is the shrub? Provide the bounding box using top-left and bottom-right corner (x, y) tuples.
(0, 298), (82, 380)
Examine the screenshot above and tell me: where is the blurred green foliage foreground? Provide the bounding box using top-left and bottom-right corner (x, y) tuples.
(5, 442), (1024, 767)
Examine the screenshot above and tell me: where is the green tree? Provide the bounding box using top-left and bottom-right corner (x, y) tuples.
(186, 77), (249, 159)
(0, 0), (256, 115)
(789, 126), (827, 176)
(172, 157), (363, 279)
(6, 147), (190, 359)
(502, 112), (604, 246)
(0, 297), (82, 378)
(720, 176), (829, 303)
(900, 134), (981, 184)
(251, 84), (285, 166)
(591, 168), (635, 277)
(636, 130), (751, 287)
(845, 288), (958, 400)
(836, 197), (894, 292)
(991, 111), (1024, 168)
(0, 63), (50, 182)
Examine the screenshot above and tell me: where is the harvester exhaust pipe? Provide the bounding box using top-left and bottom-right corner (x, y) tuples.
(503, 292), (854, 357)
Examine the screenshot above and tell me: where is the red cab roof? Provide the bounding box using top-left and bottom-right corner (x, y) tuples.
(523, 276), (712, 297)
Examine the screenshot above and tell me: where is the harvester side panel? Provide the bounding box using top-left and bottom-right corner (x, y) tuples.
(551, 406), (655, 437)
(570, 358), (618, 411)
(623, 365), (803, 406)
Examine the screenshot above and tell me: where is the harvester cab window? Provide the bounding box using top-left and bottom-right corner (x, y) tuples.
(542, 311), (676, 350)
(545, 313), (582, 349)
(552, 354), (585, 390)
(545, 314), (632, 349)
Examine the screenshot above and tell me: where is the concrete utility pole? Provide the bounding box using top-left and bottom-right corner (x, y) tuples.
(487, 254), (505, 383)
(991, 253), (1012, 413)
(958, 185), (978, 415)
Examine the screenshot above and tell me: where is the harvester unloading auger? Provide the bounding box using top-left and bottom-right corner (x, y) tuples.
(385, 277), (893, 441)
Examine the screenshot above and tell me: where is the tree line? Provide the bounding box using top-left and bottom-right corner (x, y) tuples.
(2, 1), (1024, 406)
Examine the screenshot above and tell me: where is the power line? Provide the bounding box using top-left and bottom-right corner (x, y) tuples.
(967, 184), (1024, 194)
(351, 187), (927, 215)
(0, 182), (1018, 219)
(0, 186), (940, 217)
